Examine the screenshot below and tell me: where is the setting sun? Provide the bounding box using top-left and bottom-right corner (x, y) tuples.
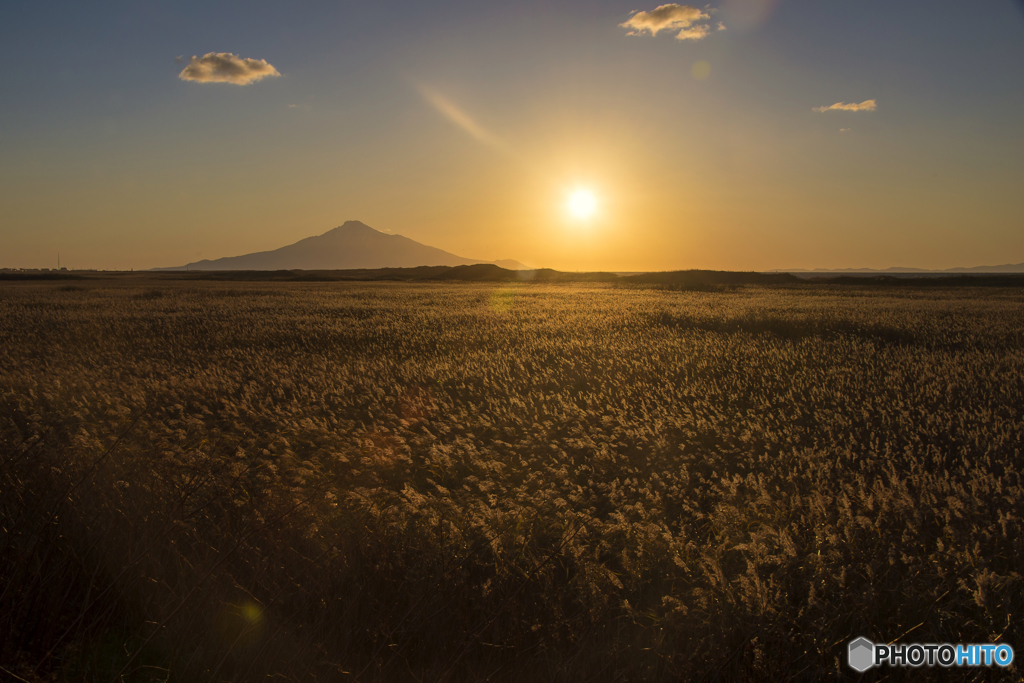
(567, 189), (598, 219)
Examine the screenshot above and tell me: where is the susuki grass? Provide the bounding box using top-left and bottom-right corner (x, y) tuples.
(1, 280), (1022, 681)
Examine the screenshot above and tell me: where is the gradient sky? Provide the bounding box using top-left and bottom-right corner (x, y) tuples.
(2, 0), (1023, 271)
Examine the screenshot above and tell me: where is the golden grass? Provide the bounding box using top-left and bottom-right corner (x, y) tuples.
(1, 280), (1022, 681)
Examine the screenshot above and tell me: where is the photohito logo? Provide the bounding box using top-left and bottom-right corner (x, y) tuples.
(848, 637), (1014, 671)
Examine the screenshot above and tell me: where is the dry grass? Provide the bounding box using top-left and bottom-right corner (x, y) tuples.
(1, 280), (1022, 681)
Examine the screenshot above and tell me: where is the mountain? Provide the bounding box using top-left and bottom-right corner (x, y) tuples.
(156, 221), (530, 271)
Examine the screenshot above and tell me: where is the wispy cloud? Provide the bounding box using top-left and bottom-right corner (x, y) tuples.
(620, 4), (717, 41)
(813, 99), (877, 113)
(418, 85), (508, 151)
(178, 52), (281, 85)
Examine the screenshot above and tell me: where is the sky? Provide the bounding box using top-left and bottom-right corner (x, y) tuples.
(1, 0), (1023, 272)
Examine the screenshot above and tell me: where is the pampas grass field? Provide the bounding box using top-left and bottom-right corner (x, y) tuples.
(2, 280), (1022, 681)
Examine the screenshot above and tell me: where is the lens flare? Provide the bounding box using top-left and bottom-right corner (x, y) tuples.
(489, 286), (515, 313)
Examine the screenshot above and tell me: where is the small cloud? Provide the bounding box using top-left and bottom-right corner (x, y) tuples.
(676, 25), (710, 40)
(813, 99), (877, 113)
(173, 55), (185, 64)
(288, 104), (297, 108)
(717, 21), (726, 30)
(178, 52), (281, 85)
(839, 128), (850, 133)
(621, 4), (714, 40)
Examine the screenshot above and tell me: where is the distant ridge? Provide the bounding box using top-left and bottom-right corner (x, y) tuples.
(622, 270), (800, 286)
(9, 267), (1024, 288)
(155, 221), (529, 271)
(154, 264), (619, 283)
(773, 263), (1024, 274)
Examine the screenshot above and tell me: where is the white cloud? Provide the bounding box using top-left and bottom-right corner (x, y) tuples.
(813, 99), (877, 113)
(178, 52), (281, 85)
(620, 4), (713, 40)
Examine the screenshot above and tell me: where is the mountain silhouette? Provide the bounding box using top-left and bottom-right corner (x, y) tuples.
(156, 221), (528, 271)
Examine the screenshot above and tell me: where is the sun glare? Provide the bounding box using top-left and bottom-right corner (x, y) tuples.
(567, 189), (597, 219)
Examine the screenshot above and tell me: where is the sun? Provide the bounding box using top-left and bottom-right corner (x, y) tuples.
(566, 188), (597, 219)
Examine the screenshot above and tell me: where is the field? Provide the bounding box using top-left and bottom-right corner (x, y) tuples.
(2, 279), (1022, 681)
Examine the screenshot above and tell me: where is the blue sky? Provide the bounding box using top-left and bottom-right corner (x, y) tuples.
(2, 0), (1022, 270)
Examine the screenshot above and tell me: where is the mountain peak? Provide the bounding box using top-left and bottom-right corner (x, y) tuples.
(327, 220), (378, 234)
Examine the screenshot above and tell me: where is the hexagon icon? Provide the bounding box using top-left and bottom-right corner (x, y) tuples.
(848, 637), (874, 672)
